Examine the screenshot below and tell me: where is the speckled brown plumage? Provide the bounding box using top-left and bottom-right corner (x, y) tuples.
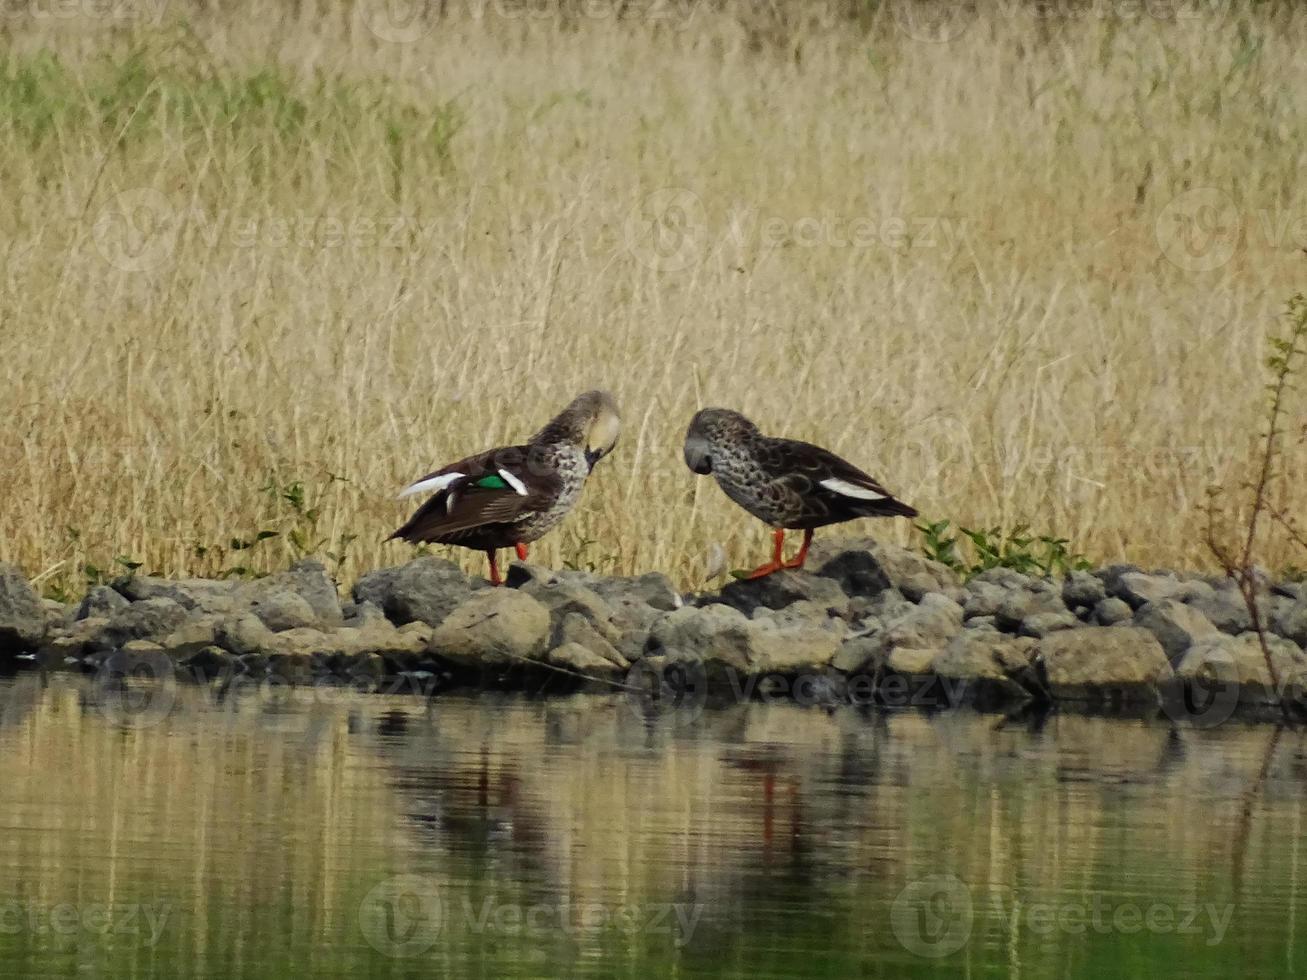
(683, 407), (916, 578)
(390, 391), (619, 584)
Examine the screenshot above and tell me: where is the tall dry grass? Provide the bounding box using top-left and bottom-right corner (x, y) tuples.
(1, 0), (1305, 593)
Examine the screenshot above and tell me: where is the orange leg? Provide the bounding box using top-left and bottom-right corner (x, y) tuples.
(782, 529), (814, 570)
(745, 529), (787, 580)
(514, 542), (529, 562)
(486, 550), (502, 587)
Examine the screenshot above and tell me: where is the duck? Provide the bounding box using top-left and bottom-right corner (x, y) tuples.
(683, 407), (917, 579)
(390, 390), (620, 585)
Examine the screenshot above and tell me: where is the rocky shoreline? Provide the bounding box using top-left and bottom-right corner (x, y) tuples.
(2, 539), (1306, 721)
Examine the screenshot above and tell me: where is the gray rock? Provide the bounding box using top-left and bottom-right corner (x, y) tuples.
(555, 612), (629, 670)
(1035, 627), (1173, 702)
(964, 615), (999, 631)
(253, 560), (341, 624)
(1133, 599), (1218, 663)
(42, 598), (71, 631)
(1093, 597), (1133, 626)
(752, 599), (848, 633)
(849, 588), (912, 626)
(1274, 581), (1305, 602)
(812, 546), (891, 597)
(547, 642), (626, 679)
(157, 616), (220, 659)
(813, 539), (959, 600)
(101, 598), (189, 648)
(996, 584), (1067, 632)
(1270, 597), (1307, 648)
(970, 567), (1032, 591)
(343, 601), (389, 629)
(832, 635), (882, 674)
(592, 572), (681, 612)
(353, 558), (473, 628)
(1187, 585), (1255, 635)
(837, 593), (963, 675)
(36, 616), (110, 664)
(76, 585), (129, 621)
(645, 604), (752, 672)
(214, 614), (278, 658)
(1114, 572), (1185, 610)
(428, 589), (550, 667)
(744, 619), (843, 674)
(707, 570), (848, 617)
(1062, 570), (1106, 609)
(0, 563), (46, 652)
(1094, 564), (1142, 598)
(250, 591), (319, 632)
(962, 580), (1008, 620)
(115, 575), (242, 614)
(520, 577), (615, 627)
(1174, 633), (1307, 706)
(932, 632), (1039, 704)
(1020, 612), (1080, 638)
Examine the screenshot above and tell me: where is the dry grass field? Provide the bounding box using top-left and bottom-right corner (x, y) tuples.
(2, 0), (1305, 593)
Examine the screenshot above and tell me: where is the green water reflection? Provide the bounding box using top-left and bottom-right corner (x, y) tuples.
(0, 674), (1302, 978)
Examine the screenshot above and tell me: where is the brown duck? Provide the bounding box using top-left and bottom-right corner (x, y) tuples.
(683, 408), (917, 579)
(390, 391), (620, 585)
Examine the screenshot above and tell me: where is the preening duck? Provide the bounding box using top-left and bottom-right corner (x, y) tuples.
(390, 391), (620, 585)
(683, 408), (917, 579)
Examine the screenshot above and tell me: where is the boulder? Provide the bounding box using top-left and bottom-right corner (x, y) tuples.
(1186, 584), (1254, 635)
(706, 570), (847, 617)
(1019, 611), (1080, 638)
(547, 642), (626, 679)
(1062, 570), (1106, 609)
(932, 632), (1039, 705)
(101, 598), (190, 648)
(1133, 599), (1218, 663)
(114, 575), (243, 613)
(428, 589), (550, 667)
(352, 558), (473, 628)
(555, 612), (629, 670)
(592, 572), (681, 612)
(76, 585), (129, 621)
(832, 594), (962, 675)
(645, 604), (752, 673)
(1174, 633), (1307, 706)
(744, 620), (843, 675)
(0, 564), (46, 653)
(1270, 597), (1307, 648)
(812, 539), (959, 601)
(251, 560), (341, 624)
(962, 580), (1008, 620)
(1092, 597), (1133, 626)
(969, 566), (1033, 591)
(996, 583), (1068, 633)
(1035, 627), (1173, 702)
(250, 591), (319, 632)
(1113, 572), (1185, 610)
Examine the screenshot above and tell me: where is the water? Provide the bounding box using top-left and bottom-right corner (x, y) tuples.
(0, 673), (1303, 978)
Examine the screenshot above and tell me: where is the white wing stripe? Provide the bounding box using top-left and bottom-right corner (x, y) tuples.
(820, 477), (886, 501)
(498, 468), (529, 496)
(398, 472), (463, 499)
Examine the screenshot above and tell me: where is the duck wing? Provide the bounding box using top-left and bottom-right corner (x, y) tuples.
(762, 438), (916, 522)
(390, 445), (560, 543)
